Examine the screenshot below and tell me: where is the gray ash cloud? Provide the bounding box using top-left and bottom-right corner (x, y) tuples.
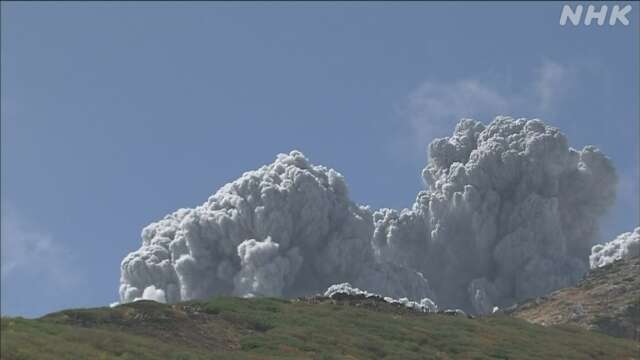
(120, 116), (619, 314)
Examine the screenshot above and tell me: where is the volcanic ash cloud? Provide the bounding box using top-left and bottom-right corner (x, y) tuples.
(119, 151), (433, 304)
(373, 117), (617, 313)
(120, 117), (618, 314)
(590, 227), (639, 269)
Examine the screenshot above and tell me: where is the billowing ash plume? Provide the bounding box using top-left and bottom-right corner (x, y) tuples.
(373, 117), (617, 314)
(120, 151), (434, 305)
(590, 227), (639, 268)
(120, 117), (618, 314)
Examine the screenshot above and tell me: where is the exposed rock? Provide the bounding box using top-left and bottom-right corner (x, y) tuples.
(439, 309), (472, 318)
(508, 256), (640, 340)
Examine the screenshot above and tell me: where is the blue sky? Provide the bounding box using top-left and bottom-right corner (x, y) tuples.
(1, 2), (638, 317)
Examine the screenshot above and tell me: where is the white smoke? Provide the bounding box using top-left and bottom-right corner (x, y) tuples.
(590, 227), (640, 268)
(134, 285), (167, 303)
(323, 282), (438, 313)
(120, 117), (618, 314)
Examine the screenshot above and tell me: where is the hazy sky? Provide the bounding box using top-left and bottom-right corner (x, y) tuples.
(2, 2), (638, 317)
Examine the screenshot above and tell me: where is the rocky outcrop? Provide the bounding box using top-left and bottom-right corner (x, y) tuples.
(507, 256), (640, 340)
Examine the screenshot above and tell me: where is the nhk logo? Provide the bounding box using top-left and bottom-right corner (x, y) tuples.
(560, 4), (632, 26)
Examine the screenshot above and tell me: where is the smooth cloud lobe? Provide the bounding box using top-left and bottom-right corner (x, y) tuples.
(1, 208), (83, 316)
(1, 210), (64, 281)
(120, 117), (618, 314)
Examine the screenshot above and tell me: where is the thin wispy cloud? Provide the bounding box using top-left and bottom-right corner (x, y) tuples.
(405, 79), (510, 142)
(402, 60), (577, 147)
(535, 60), (574, 112)
(1, 206), (77, 286)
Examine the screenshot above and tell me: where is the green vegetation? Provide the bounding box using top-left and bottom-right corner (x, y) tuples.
(511, 257), (640, 340)
(2, 297), (637, 359)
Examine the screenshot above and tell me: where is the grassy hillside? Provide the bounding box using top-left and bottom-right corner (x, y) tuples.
(510, 256), (640, 340)
(2, 296), (638, 360)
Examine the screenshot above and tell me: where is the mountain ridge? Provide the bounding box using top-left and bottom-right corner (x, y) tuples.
(2, 285), (639, 359)
(507, 256), (640, 340)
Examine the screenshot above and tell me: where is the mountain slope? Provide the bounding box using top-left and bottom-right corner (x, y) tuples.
(508, 256), (640, 340)
(2, 296), (638, 359)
